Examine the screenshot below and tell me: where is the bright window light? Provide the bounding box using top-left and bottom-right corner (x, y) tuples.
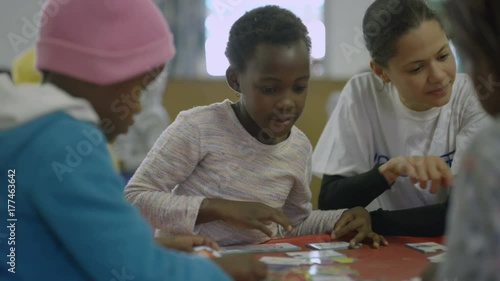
(205, 0), (325, 76)
(307, 20), (326, 59)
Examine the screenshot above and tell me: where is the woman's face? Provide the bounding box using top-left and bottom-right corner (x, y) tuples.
(379, 20), (457, 111)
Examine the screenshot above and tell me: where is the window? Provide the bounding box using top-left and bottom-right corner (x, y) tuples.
(205, 0), (325, 76)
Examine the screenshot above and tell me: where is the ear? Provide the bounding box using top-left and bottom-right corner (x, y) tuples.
(225, 66), (241, 92)
(370, 60), (391, 83)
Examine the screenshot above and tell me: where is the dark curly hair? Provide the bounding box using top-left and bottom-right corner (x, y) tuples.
(225, 5), (311, 72)
(363, 0), (444, 67)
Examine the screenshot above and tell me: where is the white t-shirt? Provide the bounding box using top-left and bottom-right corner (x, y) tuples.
(312, 72), (490, 211)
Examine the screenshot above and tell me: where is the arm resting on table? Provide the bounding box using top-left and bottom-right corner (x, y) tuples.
(370, 200), (448, 236)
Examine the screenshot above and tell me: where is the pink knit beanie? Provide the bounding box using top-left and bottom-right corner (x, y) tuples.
(36, 0), (175, 85)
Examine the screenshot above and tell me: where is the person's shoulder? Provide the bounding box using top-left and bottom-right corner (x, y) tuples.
(454, 73), (473, 83)
(347, 72), (383, 89)
(470, 117), (500, 149)
(31, 112), (107, 155)
(462, 117), (500, 180)
(448, 73), (481, 108)
(176, 100), (231, 122)
(290, 126), (313, 152)
(3, 111), (103, 154)
(5, 111), (109, 182)
(342, 72), (385, 101)
(452, 73), (474, 89)
(451, 73), (475, 97)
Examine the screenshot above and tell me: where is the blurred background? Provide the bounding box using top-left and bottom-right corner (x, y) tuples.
(0, 0), (457, 208)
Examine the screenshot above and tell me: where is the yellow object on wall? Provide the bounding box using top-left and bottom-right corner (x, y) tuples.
(11, 48), (42, 84)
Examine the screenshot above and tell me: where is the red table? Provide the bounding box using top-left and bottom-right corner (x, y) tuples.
(261, 234), (444, 281)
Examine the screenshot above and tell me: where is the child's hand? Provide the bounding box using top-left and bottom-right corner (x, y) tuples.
(378, 155), (453, 193)
(332, 207), (388, 249)
(213, 254), (267, 281)
(221, 201), (292, 237)
(198, 199), (293, 237)
(155, 234), (219, 252)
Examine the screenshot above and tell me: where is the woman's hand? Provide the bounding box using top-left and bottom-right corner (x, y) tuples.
(378, 155), (453, 193)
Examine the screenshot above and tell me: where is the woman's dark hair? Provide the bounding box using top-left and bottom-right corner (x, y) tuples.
(363, 0), (444, 67)
(225, 5), (311, 72)
(446, 0), (500, 75)
(445, 0), (500, 115)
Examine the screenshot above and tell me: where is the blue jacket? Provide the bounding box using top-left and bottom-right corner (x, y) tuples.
(0, 75), (230, 281)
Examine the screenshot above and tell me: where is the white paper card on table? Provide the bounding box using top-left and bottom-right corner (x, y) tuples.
(306, 241), (360, 250)
(405, 242), (447, 253)
(193, 246), (221, 258)
(311, 276), (354, 281)
(259, 256), (312, 265)
(219, 242), (300, 254)
(427, 252), (447, 263)
(286, 250), (345, 259)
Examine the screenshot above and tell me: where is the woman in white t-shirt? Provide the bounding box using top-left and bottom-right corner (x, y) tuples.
(313, 0), (490, 236)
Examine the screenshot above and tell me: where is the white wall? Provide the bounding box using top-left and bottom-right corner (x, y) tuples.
(0, 0), (42, 69)
(0, 0), (375, 79)
(325, 0), (374, 79)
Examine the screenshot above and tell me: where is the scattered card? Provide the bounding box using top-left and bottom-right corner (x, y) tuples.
(306, 242), (360, 250)
(267, 267), (308, 281)
(427, 252), (447, 263)
(286, 250), (345, 259)
(259, 256), (312, 266)
(332, 256), (355, 264)
(307, 264), (358, 276)
(219, 242), (300, 254)
(405, 242), (447, 253)
(193, 246), (221, 258)
(311, 276), (354, 281)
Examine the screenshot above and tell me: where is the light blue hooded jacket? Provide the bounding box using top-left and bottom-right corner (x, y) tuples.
(0, 74), (230, 281)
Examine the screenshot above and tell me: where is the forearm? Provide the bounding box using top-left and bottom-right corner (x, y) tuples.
(125, 184), (205, 233)
(288, 209), (347, 236)
(370, 201), (448, 236)
(196, 198), (230, 224)
(318, 164), (390, 210)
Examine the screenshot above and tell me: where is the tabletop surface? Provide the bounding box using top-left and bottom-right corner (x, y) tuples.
(259, 234), (444, 281)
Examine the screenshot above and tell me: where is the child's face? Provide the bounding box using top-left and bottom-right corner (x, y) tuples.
(100, 67), (164, 141)
(382, 20), (457, 111)
(233, 41), (310, 139)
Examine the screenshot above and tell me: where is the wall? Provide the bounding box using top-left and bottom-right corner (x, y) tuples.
(0, 0), (41, 69)
(163, 78), (347, 209)
(0, 0), (375, 78)
(324, 0), (374, 79)
(0, 0), (362, 209)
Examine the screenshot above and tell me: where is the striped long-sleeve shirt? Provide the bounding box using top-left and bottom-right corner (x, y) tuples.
(125, 99), (346, 245)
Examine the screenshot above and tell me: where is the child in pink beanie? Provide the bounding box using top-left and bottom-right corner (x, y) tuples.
(0, 0), (266, 280)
